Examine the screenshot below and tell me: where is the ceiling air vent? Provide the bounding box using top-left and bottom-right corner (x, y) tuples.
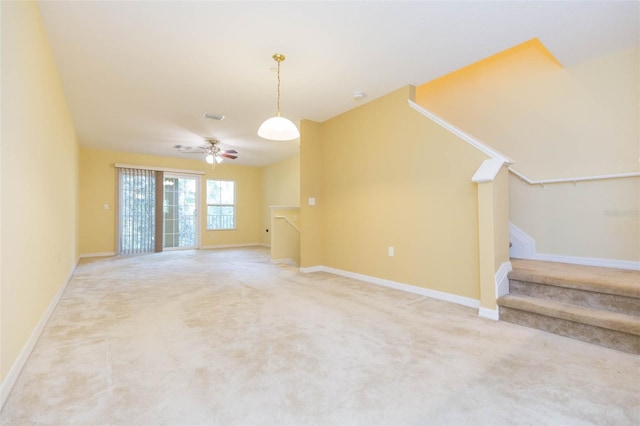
(202, 112), (225, 121)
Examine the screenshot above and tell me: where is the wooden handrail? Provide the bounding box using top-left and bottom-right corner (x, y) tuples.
(509, 168), (640, 187)
(274, 216), (301, 234)
(408, 100), (639, 187)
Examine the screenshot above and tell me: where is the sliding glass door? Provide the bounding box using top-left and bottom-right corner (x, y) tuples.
(118, 168), (200, 255)
(163, 175), (199, 250)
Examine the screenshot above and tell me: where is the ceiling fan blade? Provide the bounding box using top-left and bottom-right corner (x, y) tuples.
(220, 153), (238, 160)
(223, 149), (238, 154)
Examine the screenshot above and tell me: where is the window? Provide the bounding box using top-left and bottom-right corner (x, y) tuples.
(206, 180), (235, 230)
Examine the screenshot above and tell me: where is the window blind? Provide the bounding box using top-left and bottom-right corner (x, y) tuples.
(118, 168), (156, 255)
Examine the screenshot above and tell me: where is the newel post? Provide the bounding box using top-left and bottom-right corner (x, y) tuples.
(472, 159), (512, 320)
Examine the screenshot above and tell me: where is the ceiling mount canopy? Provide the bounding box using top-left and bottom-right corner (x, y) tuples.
(258, 53), (300, 141)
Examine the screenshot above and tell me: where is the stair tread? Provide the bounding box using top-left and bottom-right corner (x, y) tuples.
(509, 259), (640, 298)
(498, 294), (640, 336)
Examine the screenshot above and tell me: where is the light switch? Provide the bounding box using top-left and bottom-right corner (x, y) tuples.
(308, 197), (316, 206)
(388, 246), (394, 257)
(104, 204), (109, 210)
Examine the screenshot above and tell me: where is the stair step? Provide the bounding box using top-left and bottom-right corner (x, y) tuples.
(509, 259), (640, 298)
(508, 279), (639, 316)
(498, 295), (640, 335)
(498, 295), (640, 354)
(500, 259), (640, 353)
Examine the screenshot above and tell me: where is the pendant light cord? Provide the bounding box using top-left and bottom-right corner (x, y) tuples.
(276, 59), (281, 115)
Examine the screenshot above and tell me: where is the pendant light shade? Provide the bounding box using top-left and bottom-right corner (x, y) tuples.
(258, 54), (299, 141)
(258, 115), (300, 141)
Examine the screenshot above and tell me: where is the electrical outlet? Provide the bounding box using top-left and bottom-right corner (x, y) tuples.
(388, 246), (394, 257)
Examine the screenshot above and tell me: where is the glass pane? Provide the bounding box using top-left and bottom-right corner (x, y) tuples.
(220, 181), (235, 204)
(207, 205), (235, 230)
(207, 179), (234, 205)
(165, 176), (197, 248)
(206, 180), (221, 204)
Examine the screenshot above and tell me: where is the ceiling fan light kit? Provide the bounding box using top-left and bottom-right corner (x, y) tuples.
(180, 139), (237, 168)
(258, 53), (300, 141)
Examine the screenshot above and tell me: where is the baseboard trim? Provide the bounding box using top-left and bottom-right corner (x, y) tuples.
(199, 243), (264, 250)
(478, 307), (500, 321)
(509, 223), (536, 259)
(270, 258), (298, 266)
(509, 222), (639, 271)
(526, 253), (640, 271)
(300, 265), (480, 309)
(299, 265), (323, 273)
(0, 265), (75, 410)
(79, 251), (116, 259)
(495, 261), (513, 298)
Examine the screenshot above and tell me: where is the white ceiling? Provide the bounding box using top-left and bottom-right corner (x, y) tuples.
(38, 1), (639, 167)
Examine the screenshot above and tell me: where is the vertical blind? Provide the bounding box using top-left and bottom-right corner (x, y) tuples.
(118, 168), (156, 255)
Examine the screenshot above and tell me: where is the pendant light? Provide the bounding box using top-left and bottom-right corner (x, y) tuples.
(258, 54), (300, 141)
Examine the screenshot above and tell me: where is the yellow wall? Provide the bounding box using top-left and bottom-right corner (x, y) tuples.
(270, 207), (300, 265)
(417, 40), (639, 261)
(493, 166), (510, 270)
(301, 86), (488, 299)
(260, 155), (300, 245)
(79, 147), (262, 255)
(476, 164), (510, 310)
(1, 1), (79, 382)
(299, 120), (324, 268)
(510, 177), (639, 260)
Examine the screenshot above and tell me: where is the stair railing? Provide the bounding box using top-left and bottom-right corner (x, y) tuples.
(274, 215), (301, 234)
(509, 168), (640, 188)
(408, 99), (640, 187)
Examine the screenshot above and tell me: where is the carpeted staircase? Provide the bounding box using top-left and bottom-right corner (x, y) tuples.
(497, 259), (640, 354)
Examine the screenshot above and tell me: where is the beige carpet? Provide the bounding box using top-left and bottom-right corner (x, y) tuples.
(2, 247), (639, 425)
(510, 258), (640, 296)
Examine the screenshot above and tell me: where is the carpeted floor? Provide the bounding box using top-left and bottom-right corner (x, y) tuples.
(1, 247), (639, 425)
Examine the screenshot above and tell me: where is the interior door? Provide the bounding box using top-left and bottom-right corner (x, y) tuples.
(163, 175), (199, 250)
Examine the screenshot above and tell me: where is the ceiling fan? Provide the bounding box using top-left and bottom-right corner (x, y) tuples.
(175, 139), (238, 167)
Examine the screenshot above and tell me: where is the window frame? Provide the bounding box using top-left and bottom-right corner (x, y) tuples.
(206, 179), (236, 231)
